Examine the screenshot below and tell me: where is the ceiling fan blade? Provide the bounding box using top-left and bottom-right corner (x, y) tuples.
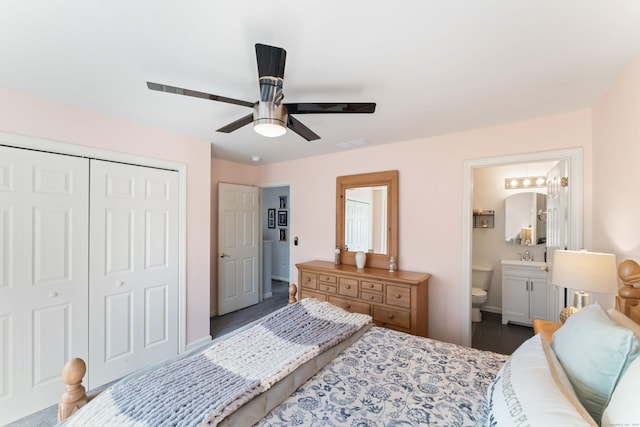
(285, 103), (376, 114)
(147, 82), (255, 108)
(255, 44), (286, 79)
(287, 116), (320, 141)
(216, 113), (254, 133)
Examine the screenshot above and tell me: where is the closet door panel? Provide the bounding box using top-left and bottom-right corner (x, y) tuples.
(0, 146), (89, 425)
(31, 304), (71, 386)
(89, 160), (178, 387)
(105, 291), (134, 360)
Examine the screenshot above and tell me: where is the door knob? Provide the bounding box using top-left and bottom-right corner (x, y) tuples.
(49, 292), (58, 298)
(219, 253), (227, 258)
(115, 281), (124, 287)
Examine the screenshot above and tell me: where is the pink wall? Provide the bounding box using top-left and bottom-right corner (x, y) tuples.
(212, 110), (593, 344)
(592, 58), (640, 261)
(0, 86), (212, 346)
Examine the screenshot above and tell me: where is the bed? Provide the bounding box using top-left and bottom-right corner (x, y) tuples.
(57, 284), (640, 427)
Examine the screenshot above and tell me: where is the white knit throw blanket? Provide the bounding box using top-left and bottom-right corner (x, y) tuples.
(63, 299), (372, 427)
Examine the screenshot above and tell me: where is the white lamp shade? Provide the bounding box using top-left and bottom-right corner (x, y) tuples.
(551, 250), (618, 294)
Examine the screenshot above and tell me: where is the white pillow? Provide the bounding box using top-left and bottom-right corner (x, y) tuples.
(552, 303), (640, 422)
(602, 355), (640, 426)
(487, 334), (596, 426)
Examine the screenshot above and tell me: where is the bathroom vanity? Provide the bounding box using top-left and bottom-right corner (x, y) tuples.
(501, 260), (549, 326)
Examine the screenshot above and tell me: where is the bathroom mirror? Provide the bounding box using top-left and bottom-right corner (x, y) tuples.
(336, 170), (398, 269)
(505, 192), (547, 246)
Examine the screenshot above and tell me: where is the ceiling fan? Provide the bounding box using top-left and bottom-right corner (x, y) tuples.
(147, 43), (376, 141)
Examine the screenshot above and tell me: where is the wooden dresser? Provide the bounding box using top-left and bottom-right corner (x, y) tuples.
(296, 260), (430, 337)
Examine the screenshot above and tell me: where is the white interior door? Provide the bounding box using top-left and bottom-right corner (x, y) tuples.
(218, 183), (260, 315)
(546, 159), (569, 321)
(0, 146), (89, 425)
(89, 160), (179, 387)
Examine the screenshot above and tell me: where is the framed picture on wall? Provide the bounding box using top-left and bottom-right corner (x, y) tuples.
(279, 228), (286, 241)
(268, 208), (276, 229)
(278, 210), (287, 226)
(279, 195), (287, 209)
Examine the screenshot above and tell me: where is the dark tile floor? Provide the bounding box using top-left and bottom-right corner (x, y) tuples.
(471, 311), (534, 354)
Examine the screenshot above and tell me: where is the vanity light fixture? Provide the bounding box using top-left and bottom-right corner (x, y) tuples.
(504, 176), (547, 189)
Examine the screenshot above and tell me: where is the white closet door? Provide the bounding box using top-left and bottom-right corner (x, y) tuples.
(89, 160), (179, 387)
(0, 146), (89, 425)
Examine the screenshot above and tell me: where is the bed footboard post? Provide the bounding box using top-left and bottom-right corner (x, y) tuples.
(58, 357), (89, 422)
(288, 283), (298, 304)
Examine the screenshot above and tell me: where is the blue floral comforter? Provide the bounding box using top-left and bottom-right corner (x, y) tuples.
(256, 326), (507, 427)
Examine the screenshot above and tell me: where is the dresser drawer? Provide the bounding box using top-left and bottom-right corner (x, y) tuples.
(339, 277), (359, 297)
(386, 285), (411, 308)
(301, 272), (317, 290)
(329, 296), (370, 315)
(361, 280), (383, 292)
(318, 274), (337, 284)
(373, 306), (411, 329)
(296, 261), (430, 338)
(361, 291), (383, 303)
(300, 289), (327, 301)
(318, 284), (337, 294)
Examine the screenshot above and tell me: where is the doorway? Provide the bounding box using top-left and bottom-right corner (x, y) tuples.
(261, 185), (291, 296)
(461, 148), (584, 347)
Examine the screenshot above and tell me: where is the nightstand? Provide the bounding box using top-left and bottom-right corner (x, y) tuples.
(532, 319), (562, 343)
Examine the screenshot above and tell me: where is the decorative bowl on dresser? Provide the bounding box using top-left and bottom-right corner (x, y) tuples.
(296, 260), (430, 337)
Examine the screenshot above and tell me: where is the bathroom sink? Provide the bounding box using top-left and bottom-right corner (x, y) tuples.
(501, 259), (548, 268)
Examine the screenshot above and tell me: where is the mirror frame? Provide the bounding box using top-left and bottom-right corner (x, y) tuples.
(336, 170), (398, 269)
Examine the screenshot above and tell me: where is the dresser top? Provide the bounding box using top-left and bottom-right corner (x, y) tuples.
(296, 260), (431, 283)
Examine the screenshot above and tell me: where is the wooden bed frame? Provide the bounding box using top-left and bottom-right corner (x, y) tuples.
(616, 259), (640, 324)
(57, 260), (640, 423)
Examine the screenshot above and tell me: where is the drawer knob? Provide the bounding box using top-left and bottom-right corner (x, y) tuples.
(346, 304), (351, 309)
(346, 284), (351, 289)
(324, 286), (329, 291)
(369, 295), (374, 300)
(387, 313), (394, 319)
(395, 293), (401, 299)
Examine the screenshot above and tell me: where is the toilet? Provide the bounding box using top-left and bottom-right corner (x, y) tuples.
(472, 265), (493, 322)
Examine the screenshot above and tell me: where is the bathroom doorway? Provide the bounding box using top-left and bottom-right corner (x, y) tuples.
(461, 148), (584, 347)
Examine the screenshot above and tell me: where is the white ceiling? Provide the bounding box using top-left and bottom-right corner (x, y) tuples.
(1, 1), (640, 164)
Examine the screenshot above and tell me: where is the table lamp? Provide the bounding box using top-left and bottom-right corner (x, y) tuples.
(551, 250), (618, 323)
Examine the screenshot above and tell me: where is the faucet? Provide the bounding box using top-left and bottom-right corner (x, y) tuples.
(521, 250), (533, 262)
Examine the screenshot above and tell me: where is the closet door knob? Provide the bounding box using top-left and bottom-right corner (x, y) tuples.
(115, 281), (124, 287)
(49, 292), (58, 298)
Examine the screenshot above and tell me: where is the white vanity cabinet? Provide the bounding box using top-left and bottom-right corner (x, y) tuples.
(501, 261), (549, 326)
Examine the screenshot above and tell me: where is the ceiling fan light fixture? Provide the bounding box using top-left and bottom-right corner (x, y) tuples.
(254, 119), (287, 137)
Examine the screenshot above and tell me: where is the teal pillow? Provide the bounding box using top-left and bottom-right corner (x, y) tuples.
(551, 303), (640, 423)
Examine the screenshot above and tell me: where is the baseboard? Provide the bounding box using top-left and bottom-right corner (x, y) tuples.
(185, 335), (212, 352)
(481, 306), (501, 315)
(272, 275), (289, 282)
(263, 292), (273, 299)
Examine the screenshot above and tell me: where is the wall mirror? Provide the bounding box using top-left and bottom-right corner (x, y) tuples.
(336, 170), (398, 269)
(505, 192), (547, 246)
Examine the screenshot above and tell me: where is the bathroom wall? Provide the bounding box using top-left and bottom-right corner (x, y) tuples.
(472, 162), (555, 313)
